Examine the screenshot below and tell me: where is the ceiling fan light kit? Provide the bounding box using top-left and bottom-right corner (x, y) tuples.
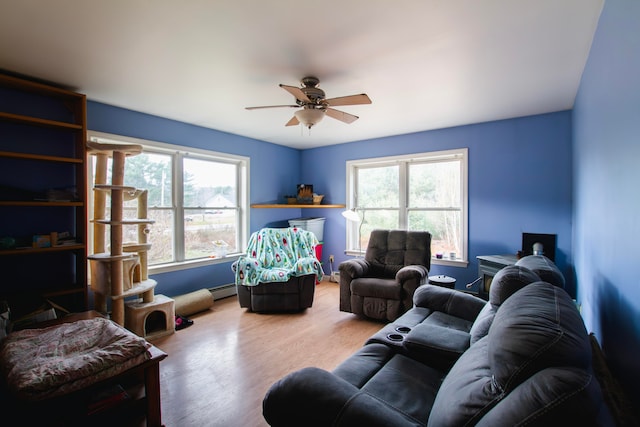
(294, 108), (325, 129)
(246, 76), (371, 130)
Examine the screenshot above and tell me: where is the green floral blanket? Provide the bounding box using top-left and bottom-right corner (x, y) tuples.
(234, 227), (323, 286)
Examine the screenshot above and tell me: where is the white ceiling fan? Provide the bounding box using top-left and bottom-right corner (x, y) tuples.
(245, 76), (372, 129)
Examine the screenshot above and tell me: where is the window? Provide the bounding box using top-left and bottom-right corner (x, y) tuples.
(345, 148), (468, 264)
(87, 131), (249, 273)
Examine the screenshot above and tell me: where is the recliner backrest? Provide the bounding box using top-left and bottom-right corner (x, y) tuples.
(364, 229), (432, 277)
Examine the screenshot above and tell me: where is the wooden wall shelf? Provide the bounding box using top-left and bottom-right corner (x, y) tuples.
(251, 204), (346, 209)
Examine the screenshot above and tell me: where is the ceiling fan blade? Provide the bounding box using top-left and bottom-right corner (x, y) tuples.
(325, 93), (372, 107)
(285, 116), (300, 126)
(325, 108), (359, 124)
(280, 84), (311, 103)
(245, 105), (299, 110)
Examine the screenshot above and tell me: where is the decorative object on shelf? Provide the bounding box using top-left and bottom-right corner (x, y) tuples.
(296, 184), (313, 204)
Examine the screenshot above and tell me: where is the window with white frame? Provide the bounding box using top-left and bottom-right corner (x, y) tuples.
(87, 131), (249, 273)
(345, 148), (468, 263)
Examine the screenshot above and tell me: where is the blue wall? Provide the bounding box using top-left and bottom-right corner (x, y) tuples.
(573, 0), (640, 406)
(302, 112), (574, 294)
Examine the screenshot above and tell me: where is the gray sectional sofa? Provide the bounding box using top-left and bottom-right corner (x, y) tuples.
(262, 256), (615, 426)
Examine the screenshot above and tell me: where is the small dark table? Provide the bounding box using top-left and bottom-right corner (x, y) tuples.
(428, 275), (456, 289)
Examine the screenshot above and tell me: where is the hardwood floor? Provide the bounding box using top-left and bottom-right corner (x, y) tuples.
(151, 280), (384, 427)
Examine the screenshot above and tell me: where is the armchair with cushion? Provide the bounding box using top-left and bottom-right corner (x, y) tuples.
(338, 229), (432, 322)
(232, 227), (323, 313)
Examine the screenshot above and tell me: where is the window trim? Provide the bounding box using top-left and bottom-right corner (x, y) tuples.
(87, 130), (250, 274)
(345, 148), (468, 267)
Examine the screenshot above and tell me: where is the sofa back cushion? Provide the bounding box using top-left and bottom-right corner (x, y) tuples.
(469, 265), (540, 344)
(489, 281), (590, 389)
(428, 282), (607, 426)
(515, 255), (565, 288)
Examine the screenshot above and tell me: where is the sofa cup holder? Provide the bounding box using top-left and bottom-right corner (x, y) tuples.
(395, 326), (411, 334)
(387, 333), (405, 342)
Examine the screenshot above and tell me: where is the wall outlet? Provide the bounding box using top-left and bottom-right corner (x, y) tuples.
(329, 254), (335, 263)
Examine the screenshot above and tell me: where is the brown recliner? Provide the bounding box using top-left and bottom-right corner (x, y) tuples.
(338, 229), (431, 322)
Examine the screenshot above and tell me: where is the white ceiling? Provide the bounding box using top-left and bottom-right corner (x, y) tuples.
(0, 1), (603, 150)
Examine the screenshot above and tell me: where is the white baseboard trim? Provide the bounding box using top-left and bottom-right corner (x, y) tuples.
(210, 283), (237, 300)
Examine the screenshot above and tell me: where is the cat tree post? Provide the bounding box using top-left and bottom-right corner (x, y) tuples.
(92, 151), (108, 313)
(109, 150), (126, 326)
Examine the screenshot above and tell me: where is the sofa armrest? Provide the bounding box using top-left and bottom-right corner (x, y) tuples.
(396, 264), (429, 283)
(403, 323), (470, 370)
(263, 366), (424, 427)
(263, 367), (359, 426)
(413, 285), (486, 322)
(338, 258), (371, 279)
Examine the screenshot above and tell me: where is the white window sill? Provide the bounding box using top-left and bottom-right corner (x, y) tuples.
(431, 258), (469, 268)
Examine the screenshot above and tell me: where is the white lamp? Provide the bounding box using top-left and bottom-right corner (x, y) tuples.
(295, 108), (325, 129)
(341, 208), (360, 223)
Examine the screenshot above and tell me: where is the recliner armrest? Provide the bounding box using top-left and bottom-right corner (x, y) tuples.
(413, 285), (486, 322)
(396, 264), (429, 282)
(338, 258), (371, 279)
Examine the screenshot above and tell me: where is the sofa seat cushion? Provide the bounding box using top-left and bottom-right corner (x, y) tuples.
(332, 343), (445, 424)
(333, 343), (396, 388)
(351, 277), (402, 299)
(360, 354), (444, 424)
